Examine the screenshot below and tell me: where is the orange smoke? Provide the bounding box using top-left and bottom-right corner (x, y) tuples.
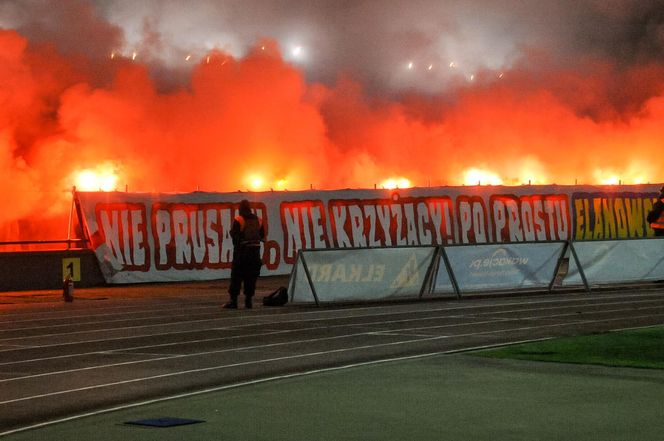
(1, 27), (664, 244)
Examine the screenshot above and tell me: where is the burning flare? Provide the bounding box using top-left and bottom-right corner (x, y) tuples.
(247, 174), (265, 191)
(381, 178), (412, 189)
(72, 165), (120, 192)
(462, 168), (503, 186)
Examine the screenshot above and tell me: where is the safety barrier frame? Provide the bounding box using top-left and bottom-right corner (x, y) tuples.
(288, 245), (439, 306)
(565, 236), (664, 291)
(289, 240), (582, 305)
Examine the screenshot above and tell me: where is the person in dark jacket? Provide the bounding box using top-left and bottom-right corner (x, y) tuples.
(647, 186), (664, 237)
(223, 199), (266, 309)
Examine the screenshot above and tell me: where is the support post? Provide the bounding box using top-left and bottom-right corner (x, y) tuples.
(548, 241), (569, 293)
(419, 247), (441, 298)
(67, 186), (76, 249)
(440, 246), (461, 298)
(569, 241), (591, 294)
(299, 252), (320, 306)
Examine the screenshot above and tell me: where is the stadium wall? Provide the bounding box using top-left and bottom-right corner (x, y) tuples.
(0, 250), (105, 291)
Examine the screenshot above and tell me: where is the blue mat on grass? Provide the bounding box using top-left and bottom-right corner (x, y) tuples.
(125, 417), (205, 427)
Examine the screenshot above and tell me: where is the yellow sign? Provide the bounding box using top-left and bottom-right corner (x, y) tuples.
(62, 258), (81, 282)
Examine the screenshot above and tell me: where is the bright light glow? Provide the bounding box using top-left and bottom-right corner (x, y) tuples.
(110, 52), (116, 59)
(381, 177), (412, 189)
(601, 175), (620, 185)
(286, 44), (308, 63)
(247, 174), (265, 190)
(462, 168), (503, 186)
(185, 54), (192, 61)
(449, 61), (457, 68)
(594, 168), (623, 185)
(275, 179), (287, 190)
(594, 164), (651, 185)
(408, 62), (414, 70)
(514, 157), (548, 185)
(132, 51), (137, 61)
(74, 167), (119, 192)
(428, 64), (433, 70)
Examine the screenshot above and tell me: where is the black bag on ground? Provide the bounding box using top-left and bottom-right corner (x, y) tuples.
(263, 286), (288, 306)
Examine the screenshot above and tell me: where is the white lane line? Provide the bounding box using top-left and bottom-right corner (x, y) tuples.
(3, 309), (664, 386)
(2, 289), (660, 328)
(0, 306), (516, 343)
(1, 311), (228, 333)
(0, 317), (230, 342)
(0, 294), (221, 314)
(610, 323), (664, 332)
(369, 332), (439, 337)
(2, 289), (662, 329)
(3, 312), (664, 406)
(371, 311), (664, 334)
(0, 325), (241, 351)
(0, 328), (304, 366)
(0, 314), (525, 367)
(2, 301), (660, 366)
(3, 293), (663, 344)
(2, 299), (663, 366)
(0, 305), (222, 325)
(0, 313), (512, 366)
(0, 333), (376, 383)
(470, 304), (664, 322)
(469, 298), (664, 316)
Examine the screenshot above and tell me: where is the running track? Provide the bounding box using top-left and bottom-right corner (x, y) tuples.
(1, 278), (664, 434)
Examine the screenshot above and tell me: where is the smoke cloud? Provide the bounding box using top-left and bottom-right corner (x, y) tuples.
(0, 0), (662, 243)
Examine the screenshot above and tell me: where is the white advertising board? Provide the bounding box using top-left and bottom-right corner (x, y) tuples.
(564, 238), (664, 285)
(290, 247), (436, 303)
(443, 242), (566, 293)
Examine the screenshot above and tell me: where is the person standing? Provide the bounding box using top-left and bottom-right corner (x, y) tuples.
(223, 199), (266, 309)
(647, 186), (664, 237)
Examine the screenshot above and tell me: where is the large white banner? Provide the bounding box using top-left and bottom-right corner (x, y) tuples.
(75, 184), (662, 284)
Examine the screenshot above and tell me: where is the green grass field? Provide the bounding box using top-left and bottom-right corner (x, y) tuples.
(473, 325), (664, 369)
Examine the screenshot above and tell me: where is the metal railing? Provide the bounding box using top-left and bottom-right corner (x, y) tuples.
(0, 238), (89, 251)
(0, 187), (90, 252)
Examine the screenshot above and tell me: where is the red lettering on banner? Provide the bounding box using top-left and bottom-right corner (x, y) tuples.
(151, 202), (272, 270)
(490, 194), (570, 242)
(95, 203), (150, 271)
(328, 195), (455, 248)
(456, 196), (489, 243)
(280, 200), (329, 264)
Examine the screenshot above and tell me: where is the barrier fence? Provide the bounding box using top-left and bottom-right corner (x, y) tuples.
(563, 238), (664, 287)
(288, 238), (664, 305)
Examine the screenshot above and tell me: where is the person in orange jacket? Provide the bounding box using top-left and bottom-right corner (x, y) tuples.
(223, 199), (265, 309)
(647, 186), (664, 237)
